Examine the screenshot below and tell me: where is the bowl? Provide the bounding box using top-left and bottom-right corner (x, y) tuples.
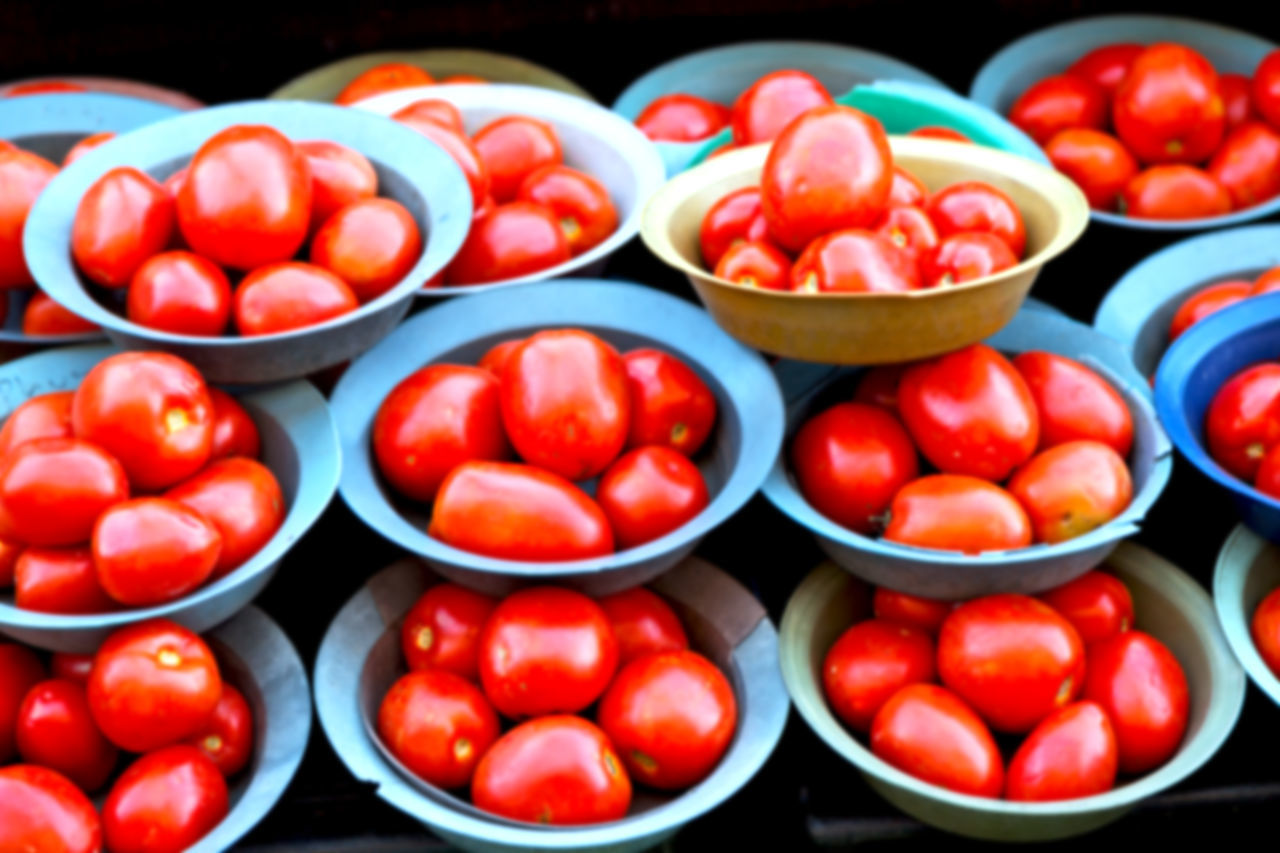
(268, 49), (592, 102)
(0, 76), (203, 110)
(315, 554), (789, 853)
(1214, 524), (1280, 708)
(779, 542), (1246, 841)
(22, 100), (473, 385)
(970, 14), (1277, 232)
(354, 84), (666, 294)
(0, 344), (340, 652)
(610, 40), (946, 176)
(763, 306), (1172, 600)
(1094, 225), (1280, 380)
(641, 136), (1089, 365)
(329, 278), (783, 598)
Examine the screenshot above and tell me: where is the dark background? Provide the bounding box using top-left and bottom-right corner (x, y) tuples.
(7, 0), (1280, 849)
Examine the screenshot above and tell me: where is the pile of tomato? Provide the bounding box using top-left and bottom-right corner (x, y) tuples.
(0, 619), (253, 852)
(333, 62), (489, 105)
(792, 345), (1135, 552)
(0, 351), (283, 612)
(825, 571), (1189, 800)
(378, 580), (735, 824)
(1010, 42), (1280, 219)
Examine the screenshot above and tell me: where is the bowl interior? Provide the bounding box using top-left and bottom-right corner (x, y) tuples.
(1214, 525), (1280, 706)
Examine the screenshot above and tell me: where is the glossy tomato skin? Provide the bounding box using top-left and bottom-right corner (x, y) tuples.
(208, 388), (260, 460)
(1039, 571), (1134, 645)
(883, 475), (1033, 554)
(1219, 74), (1257, 129)
(1123, 165), (1231, 219)
(296, 139), (378, 230)
(596, 446), (709, 549)
(1253, 266), (1280, 296)
(1207, 121), (1280, 209)
(823, 618), (935, 731)
(937, 594), (1085, 733)
(791, 229), (918, 293)
(1250, 428), (1280, 496)
(1066, 43), (1144, 99)
(166, 458), (284, 578)
(444, 201), (571, 285)
(1044, 128), (1139, 211)
(889, 167), (928, 208)
(0, 149), (61, 288)
(1008, 75), (1107, 144)
(597, 587), (689, 666)
(699, 186), (769, 268)
(103, 745), (229, 853)
(622, 348), (717, 457)
(334, 62), (434, 105)
(184, 683), (253, 777)
(0, 764), (102, 853)
(875, 205), (939, 263)
(473, 116), (563, 202)
(0, 437), (129, 546)
(790, 402), (919, 535)
(517, 165), (618, 255)
(392, 98), (465, 134)
(235, 262), (359, 335)
(1252, 50), (1280, 128)
(1008, 441), (1133, 544)
(1013, 351), (1134, 456)
(873, 587), (952, 634)
(635, 93), (731, 142)
(478, 586), (618, 718)
(919, 231), (1018, 287)
(0, 644), (46, 762)
(71, 166), (175, 288)
(1114, 44), (1225, 164)
(378, 670), (499, 789)
(401, 583), (498, 680)
(93, 498), (222, 606)
(0, 535), (19, 587)
(714, 239), (791, 290)
(926, 181), (1026, 256)
(310, 198), (422, 302)
(1251, 587), (1280, 677)
(0, 390), (74, 458)
(22, 292), (100, 335)
(870, 684), (1004, 798)
(394, 116), (491, 208)
(51, 652), (95, 684)
(127, 250), (232, 336)
(1006, 701), (1118, 802)
(16, 678), (119, 791)
(731, 69), (833, 146)
(1204, 363), (1280, 481)
(15, 546), (116, 614)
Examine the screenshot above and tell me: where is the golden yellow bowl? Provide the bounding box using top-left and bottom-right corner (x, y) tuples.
(641, 136), (1089, 364)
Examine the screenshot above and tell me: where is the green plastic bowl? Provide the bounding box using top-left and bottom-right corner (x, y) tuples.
(1214, 525), (1280, 707)
(779, 543), (1245, 841)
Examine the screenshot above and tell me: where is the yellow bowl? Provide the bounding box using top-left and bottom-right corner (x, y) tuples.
(641, 137), (1089, 364)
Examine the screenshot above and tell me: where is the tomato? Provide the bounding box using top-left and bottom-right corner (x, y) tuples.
(500, 328), (629, 480)
(16, 546), (116, 614)
(1006, 701), (1118, 801)
(1040, 570), (1134, 645)
(791, 229), (918, 293)
(854, 364), (909, 412)
(0, 390), (73, 458)
(715, 239), (791, 290)
(623, 349), (716, 457)
(126, 250), (232, 336)
(872, 587), (952, 634)
(597, 587), (688, 666)
(1009, 441), (1133, 544)
(699, 186), (769, 268)
(103, 745), (229, 853)
(309, 197), (421, 302)
(93, 497), (222, 606)
(761, 105), (892, 252)
(731, 70), (834, 146)
(596, 446), (709, 549)
(1205, 363), (1280, 481)
(823, 618), (935, 731)
(392, 98), (465, 134)
(162, 167), (187, 200)
(1013, 351), (1134, 457)
(63, 131), (116, 166)
(0, 644), (46, 762)
(870, 684), (1003, 797)
(445, 201), (571, 284)
(471, 193), (497, 223)
(1008, 75), (1107, 144)
(208, 388), (259, 460)
(16, 679), (118, 791)
(1123, 165), (1231, 219)
(401, 583), (498, 680)
(473, 116), (563, 202)
(1208, 121), (1280, 209)
(1252, 50), (1280, 129)
(234, 261), (359, 335)
(1252, 587), (1280, 677)
(6, 80), (89, 96)
(73, 351), (214, 491)
(479, 586), (618, 717)
(888, 166), (928, 208)
(907, 125), (971, 143)
(635, 94), (731, 142)
(1044, 128), (1140, 211)
(517, 165), (617, 255)
(71, 166), (175, 288)
(1219, 73), (1257, 129)
(0, 438), (129, 546)
(926, 181), (1025, 256)
(51, 653), (94, 685)
(334, 62), (434, 105)
(920, 231), (1018, 287)
(296, 139), (378, 230)
(22, 292), (100, 335)
(394, 117), (490, 208)
(1170, 282), (1252, 343)
(883, 475), (1032, 553)
(1083, 631), (1189, 774)
(0, 148), (59, 288)
(378, 670), (499, 789)
(89, 619), (221, 752)
(1252, 266), (1280, 296)
(478, 338), (523, 377)
(0, 535), (18, 587)
(183, 683), (253, 777)
(875, 205), (939, 263)
(898, 344), (1039, 480)
(1256, 442), (1280, 498)
(938, 594), (1085, 732)
(0, 765), (101, 853)
(1066, 43), (1144, 100)
(1114, 44), (1224, 164)
(166, 458), (283, 578)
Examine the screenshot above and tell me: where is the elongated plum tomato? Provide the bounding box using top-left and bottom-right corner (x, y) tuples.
(888, 167), (928, 208)
(310, 197), (422, 302)
(394, 116), (490, 207)
(0, 644), (46, 761)
(472, 715), (631, 824)
(517, 165), (618, 255)
(1252, 50), (1280, 129)
(17, 678), (119, 791)
(296, 139), (378, 230)
(430, 461), (614, 561)
(1169, 282), (1252, 342)
(0, 438), (129, 546)
(699, 186), (769, 268)
(15, 546), (116, 614)
(63, 131), (115, 166)
(1008, 441), (1133, 544)
(334, 62), (434, 105)
(127, 250), (233, 336)
(1208, 121), (1280, 209)
(870, 684), (1004, 797)
(166, 457), (284, 578)
(208, 388), (260, 460)
(401, 583), (498, 680)
(875, 205), (938, 262)
(926, 181), (1026, 256)
(883, 475), (1033, 554)
(873, 587), (952, 634)
(1008, 75), (1107, 144)
(23, 292), (100, 335)
(1251, 588), (1280, 677)
(1066, 43), (1144, 99)
(500, 328), (629, 480)
(378, 670), (499, 789)
(823, 618), (935, 731)
(715, 239), (791, 290)
(596, 446), (709, 549)
(71, 166), (175, 288)
(373, 364), (510, 502)
(473, 116), (563, 202)
(1013, 351), (1134, 455)
(1123, 165), (1231, 219)
(0, 390), (74, 459)
(597, 587), (689, 666)
(1219, 73), (1257, 129)
(622, 348), (717, 457)
(1006, 701), (1118, 801)
(920, 231), (1018, 287)
(1114, 44), (1224, 165)
(103, 745), (229, 853)
(233, 261), (359, 335)
(938, 594), (1085, 733)
(1039, 571), (1134, 645)
(1204, 363), (1280, 481)
(445, 202), (571, 284)
(92, 497), (223, 607)
(1044, 128), (1139, 211)
(184, 683), (253, 777)
(177, 125), (311, 270)
(0, 149), (59, 288)
(478, 586), (618, 717)
(392, 98), (465, 134)
(731, 69), (833, 146)
(791, 229), (918, 293)
(635, 93), (731, 142)
(0, 765), (102, 853)
(790, 402), (919, 535)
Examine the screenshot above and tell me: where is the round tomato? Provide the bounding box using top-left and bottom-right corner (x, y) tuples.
(1219, 73), (1257, 129)
(0, 765), (101, 853)
(888, 166), (928, 208)
(51, 652), (94, 685)
(1066, 43), (1144, 99)
(1012, 351), (1134, 456)
(478, 338), (523, 376)
(1208, 121), (1280, 209)
(872, 587), (952, 634)
(401, 583), (498, 680)
(1008, 75), (1107, 144)
(296, 139), (378, 230)
(93, 497), (222, 606)
(234, 261), (359, 335)
(920, 231), (1018, 287)
(714, 239), (791, 290)
(875, 205), (939, 263)
(597, 587), (688, 666)
(184, 683), (253, 777)
(126, 250), (232, 336)
(731, 69), (834, 146)
(71, 166), (175, 288)
(1008, 441), (1133, 544)
(166, 458), (284, 578)
(635, 94), (731, 142)
(1252, 587), (1280, 677)
(392, 99), (465, 134)
(15, 546), (115, 614)
(310, 197), (422, 302)
(699, 186), (769, 268)
(63, 131), (115, 166)
(517, 165), (617, 255)
(596, 446), (709, 549)
(0, 437), (129, 546)
(907, 125), (971, 143)
(1205, 363), (1280, 481)
(1039, 570), (1134, 645)
(1044, 128), (1140, 211)
(1114, 44), (1224, 164)
(334, 63), (435, 105)
(1006, 701), (1118, 801)
(883, 475), (1033, 553)
(926, 181), (1025, 256)
(0, 390), (73, 458)
(1252, 50), (1280, 129)
(1253, 266), (1280, 296)
(853, 364), (909, 412)
(473, 116), (563, 202)
(378, 670), (499, 789)
(444, 201), (570, 284)
(622, 348), (717, 457)
(22, 292), (99, 335)
(823, 618), (935, 731)
(791, 229), (918, 293)
(208, 388), (259, 461)
(0, 148), (59, 288)
(1258, 443), (1280, 498)
(395, 116), (490, 208)
(0, 644), (46, 762)
(16, 679), (118, 791)
(103, 745), (229, 853)
(1123, 165), (1231, 219)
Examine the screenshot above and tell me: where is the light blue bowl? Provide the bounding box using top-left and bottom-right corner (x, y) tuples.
(1214, 524), (1280, 709)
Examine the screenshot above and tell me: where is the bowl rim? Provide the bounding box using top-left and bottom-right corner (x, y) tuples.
(1213, 523), (1280, 708)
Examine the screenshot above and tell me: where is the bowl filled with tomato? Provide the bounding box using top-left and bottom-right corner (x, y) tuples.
(1214, 524), (1280, 708)
(21, 99), (473, 384)
(1, 76), (204, 110)
(315, 554), (788, 853)
(0, 343), (339, 652)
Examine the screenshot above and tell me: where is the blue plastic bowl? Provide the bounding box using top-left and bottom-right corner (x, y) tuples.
(329, 279), (784, 598)
(970, 14), (1277, 231)
(763, 307), (1173, 600)
(0, 344), (340, 652)
(611, 40), (947, 176)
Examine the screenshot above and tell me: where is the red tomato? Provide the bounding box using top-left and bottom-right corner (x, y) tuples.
(0, 437), (129, 546)
(1114, 44), (1225, 164)
(334, 62), (435, 105)
(0, 390), (74, 458)
(1205, 363), (1280, 481)
(872, 587), (952, 634)
(394, 117), (491, 208)
(73, 351), (214, 491)
(0, 535), (18, 587)
(875, 205), (939, 263)
(888, 166), (928, 208)
(0, 149), (59, 288)
(1083, 631), (1189, 774)
(938, 594), (1085, 732)
(907, 125), (971, 143)
(1170, 282), (1252, 342)
(88, 619), (222, 753)
(597, 587), (689, 666)
(401, 583), (498, 680)
(1006, 701), (1118, 801)
(715, 239), (792, 290)
(1013, 351), (1135, 456)
(478, 338), (523, 377)
(853, 364), (909, 412)
(444, 202), (571, 284)
(870, 683), (1004, 797)
(1252, 266), (1280, 296)
(472, 715), (631, 824)
(15, 546), (116, 614)
(517, 165), (617, 255)
(93, 497), (222, 606)
(392, 98), (465, 134)
(1066, 43), (1144, 99)
(51, 652), (94, 685)
(636, 94), (731, 142)
(310, 197), (421, 302)
(1009, 75), (1107, 144)
(699, 186), (769, 268)
(1123, 165), (1231, 219)
(63, 131), (115, 166)
(883, 475), (1033, 553)
(16, 679), (118, 791)
(478, 586), (618, 717)
(5, 80), (88, 96)
(184, 683), (253, 777)
(731, 70), (834, 146)
(622, 348), (717, 457)
(208, 388), (260, 460)
(790, 402), (919, 535)
(1008, 441), (1133, 544)
(791, 229), (919, 293)
(166, 458), (284, 578)
(70, 166), (175, 288)
(1207, 121), (1280, 209)
(473, 116), (563, 202)
(22, 292), (100, 335)
(898, 344), (1039, 480)
(163, 167), (187, 200)
(296, 139), (378, 230)
(234, 261), (359, 335)
(596, 446), (709, 549)
(0, 765), (101, 853)
(1045, 128), (1140, 211)
(1040, 570), (1134, 645)
(761, 105), (892, 251)
(920, 231), (1018, 287)
(1257, 442), (1280, 498)
(1219, 73), (1257, 129)
(597, 650), (736, 789)
(1252, 50), (1280, 129)
(0, 644), (46, 762)
(1251, 587), (1280, 677)
(103, 746), (229, 853)
(126, 250), (232, 336)
(823, 618), (935, 731)
(926, 181), (1025, 256)
(378, 670), (499, 789)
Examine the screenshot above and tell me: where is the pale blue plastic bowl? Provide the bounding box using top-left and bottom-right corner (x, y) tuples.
(1213, 524), (1280, 709)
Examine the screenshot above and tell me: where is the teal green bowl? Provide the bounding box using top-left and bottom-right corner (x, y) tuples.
(1214, 525), (1280, 707)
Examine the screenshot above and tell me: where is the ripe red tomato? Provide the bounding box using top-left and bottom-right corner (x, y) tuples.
(0, 390), (74, 459)
(73, 351), (214, 491)
(791, 229), (919, 293)
(1250, 427), (1280, 496)
(22, 292), (99, 335)
(1207, 121), (1280, 209)
(1040, 570), (1134, 645)
(0, 644), (46, 762)
(870, 683), (1004, 797)
(854, 364), (909, 412)
(0, 437), (129, 546)
(1084, 631), (1189, 774)
(823, 618), (935, 731)
(883, 475), (1033, 553)
(622, 348), (717, 457)
(166, 458), (283, 578)
(126, 250), (232, 336)
(1252, 266), (1280, 296)
(103, 745), (229, 853)
(873, 587), (952, 634)
(208, 388), (259, 461)
(93, 497), (222, 606)
(1219, 73), (1257, 129)
(473, 116), (563, 202)
(1013, 351), (1134, 456)
(51, 653), (94, 684)
(1009, 75), (1107, 144)
(401, 583), (498, 680)
(478, 338), (523, 376)
(71, 166), (175, 288)
(1123, 165), (1231, 219)
(394, 117), (491, 208)
(731, 70), (834, 146)
(0, 149), (59, 288)
(0, 535), (18, 587)
(926, 181), (1026, 256)
(907, 126), (971, 143)
(296, 139), (378, 230)
(1006, 701), (1118, 801)
(1114, 44), (1225, 164)
(0, 765), (102, 853)
(16, 679), (118, 791)
(430, 461), (614, 560)
(761, 105), (892, 252)
(310, 197), (422, 302)
(596, 446), (709, 549)
(15, 546), (116, 614)
(597, 587), (689, 666)
(1251, 587), (1280, 677)
(163, 167), (187, 200)
(88, 619), (222, 753)
(888, 166), (928, 208)
(517, 165), (618, 255)
(1066, 43), (1144, 99)
(1252, 50), (1280, 129)
(1008, 441), (1133, 544)
(444, 201), (571, 284)
(6, 80), (89, 96)
(790, 402), (919, 535)
(636, 94), (731, 142)
(1045, 128), (1140, 211)
(875, 205), (939, 263)
(392, 99), (465, 134)
(478, 586), (618, 717)
(63, 131), (116, 166)
(699, 186), (769, 268)
(378, 670), (498, 789)
(234, 261), (359, 335)
(920, 231), (1019, 287)
(898, 344), (1039, 480)
(335, 63), (435, 105)
(1205, 363), (1280, 481)
(183, 683), (253, 777)
(714, 239), (792, 290)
